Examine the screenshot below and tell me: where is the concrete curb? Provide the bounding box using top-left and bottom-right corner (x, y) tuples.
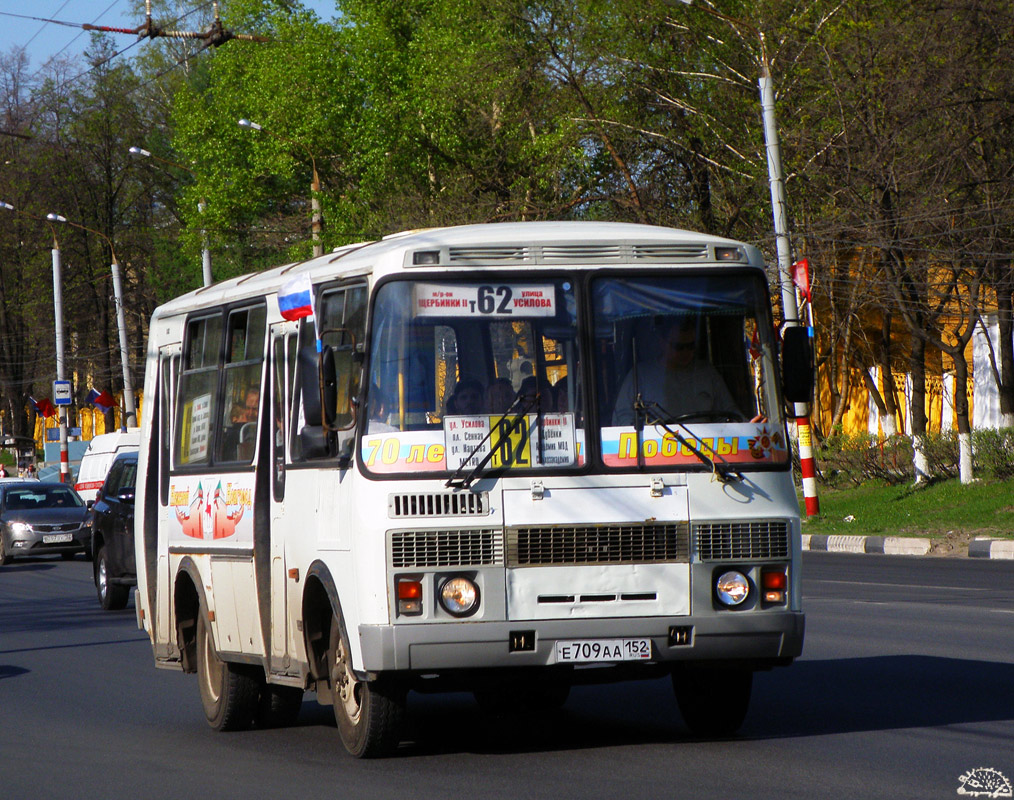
(803, 533), (931, 556)
(968, 539), (1014, 559)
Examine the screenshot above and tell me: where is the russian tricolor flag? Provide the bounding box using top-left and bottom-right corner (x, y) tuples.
(86, 388), (116, 413)
(278, 273), (315, 321)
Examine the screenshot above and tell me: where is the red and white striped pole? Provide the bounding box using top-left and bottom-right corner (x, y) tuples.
(759, 64), (820, 518)
(796, 413), (820, 516)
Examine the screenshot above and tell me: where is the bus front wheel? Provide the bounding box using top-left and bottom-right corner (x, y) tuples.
(196, 611), (259, 731)
(672, 666), (752, 737)
(328, 615), (404, 758)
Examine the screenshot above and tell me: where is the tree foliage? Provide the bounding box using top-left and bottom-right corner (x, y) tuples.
(1, 0), (1013, 480)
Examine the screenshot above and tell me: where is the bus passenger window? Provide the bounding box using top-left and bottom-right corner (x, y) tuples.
(216, 305), (266, 464)
(175, 314), (223, 466)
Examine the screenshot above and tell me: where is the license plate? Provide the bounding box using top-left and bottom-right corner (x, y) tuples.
(43, 533), (74, 544)
(555, 638), (652, 663)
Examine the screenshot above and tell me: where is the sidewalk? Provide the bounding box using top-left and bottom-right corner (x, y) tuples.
(802, 533), (1014, 559)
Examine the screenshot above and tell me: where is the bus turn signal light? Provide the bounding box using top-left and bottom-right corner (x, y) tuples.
(397, 578), (423, 616)
(762, 569), (787, 604)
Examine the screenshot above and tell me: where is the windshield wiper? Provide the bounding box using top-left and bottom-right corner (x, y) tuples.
(634, 398), (744, 484)
(444, 392), (540, 490)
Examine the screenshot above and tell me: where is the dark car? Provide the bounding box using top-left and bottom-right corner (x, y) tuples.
(90, 451), (137, 610)
(0, 481), (90, 565)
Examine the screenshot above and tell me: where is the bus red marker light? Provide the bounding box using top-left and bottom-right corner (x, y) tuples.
(397, 578), (423, 616)
(762, 569), (787, 603)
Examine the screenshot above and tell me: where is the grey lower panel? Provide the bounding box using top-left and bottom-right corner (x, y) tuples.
(359, 612), (804, 672)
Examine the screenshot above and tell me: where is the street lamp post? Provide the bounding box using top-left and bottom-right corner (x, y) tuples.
(47, 214), (137, 432)
(238, 118), (323, 257)
(675, 0), (819, 515)
(129, 146), (213, 287)
(0, 202), (71, 481)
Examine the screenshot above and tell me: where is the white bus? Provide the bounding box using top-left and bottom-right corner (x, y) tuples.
(134, 221), (811, 757)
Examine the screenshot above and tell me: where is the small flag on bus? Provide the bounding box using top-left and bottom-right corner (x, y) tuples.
(278, 273), (315, 321)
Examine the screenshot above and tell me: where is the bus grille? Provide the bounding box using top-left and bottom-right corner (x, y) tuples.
(694, 520), (790, 561)
(390, 529), (503, 568)
(388, 491), (489, 518)
(507, 523), (690, 567)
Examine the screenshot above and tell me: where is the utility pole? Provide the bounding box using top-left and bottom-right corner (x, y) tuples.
(674, 0), (819, 514)
(239, 118), (324, 258)
(129, 146), (213, 287)
(48, 214), (137, 430)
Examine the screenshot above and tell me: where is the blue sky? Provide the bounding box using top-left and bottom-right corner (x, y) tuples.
(1, 1), (336, 71)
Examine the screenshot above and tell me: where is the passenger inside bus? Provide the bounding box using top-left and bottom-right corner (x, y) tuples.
(445, 379), (484, 415)
(487, 378), (515, 413)
(519, 375), (556, 412)
(611, 316), (737, 426)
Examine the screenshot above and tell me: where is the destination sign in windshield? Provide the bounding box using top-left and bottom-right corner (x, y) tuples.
(414, 283), (557, 317)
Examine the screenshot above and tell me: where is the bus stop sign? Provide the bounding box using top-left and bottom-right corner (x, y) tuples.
(53, 380), (72, 406)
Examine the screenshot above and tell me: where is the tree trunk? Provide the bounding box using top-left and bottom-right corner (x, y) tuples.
(879, 313), (900, 437)
(909, 333), (929, 483)
(997, 281), (1014, 428)
(952, 351), (974, 483)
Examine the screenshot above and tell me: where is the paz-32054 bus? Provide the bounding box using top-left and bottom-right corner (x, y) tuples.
(134, 221), (810, 757)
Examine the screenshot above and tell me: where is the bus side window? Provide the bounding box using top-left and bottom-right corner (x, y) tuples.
(216, 305), (267, 464)
(293, 283), (366, 461)
(175, 314), (223, 466)
(296, 342), (331, 459)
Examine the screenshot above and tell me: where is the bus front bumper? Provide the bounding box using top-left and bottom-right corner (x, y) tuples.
(359, 611), (804, 674)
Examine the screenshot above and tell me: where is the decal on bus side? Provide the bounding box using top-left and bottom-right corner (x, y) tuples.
(168, 474), (255, 544)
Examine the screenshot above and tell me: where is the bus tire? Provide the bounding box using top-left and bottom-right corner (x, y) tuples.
(197, 611), (259, 731)
(256, 684), (304, 728)
(328, 614), (404, 758)
(94, 545), (129, 611)
(672, 666), (752, 737)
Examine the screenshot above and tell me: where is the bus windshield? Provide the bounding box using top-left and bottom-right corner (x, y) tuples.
(593, 273), (788, 468)
(361, 270), (787, 476)
(363, 278), (583, 476)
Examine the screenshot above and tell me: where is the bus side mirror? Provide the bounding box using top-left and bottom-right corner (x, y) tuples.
(319, 343), (338, 428)
(781, 326), (814, 404)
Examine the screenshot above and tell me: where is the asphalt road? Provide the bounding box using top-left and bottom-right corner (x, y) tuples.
(2, 552), (1012, 799)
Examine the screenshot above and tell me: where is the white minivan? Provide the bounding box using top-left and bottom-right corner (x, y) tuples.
(74, 430), (140, 505)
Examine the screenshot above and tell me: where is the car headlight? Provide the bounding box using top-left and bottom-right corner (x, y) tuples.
(439, 576), (480, 617)
(715, 570), (750, 606)
(10, 522), (33, 535)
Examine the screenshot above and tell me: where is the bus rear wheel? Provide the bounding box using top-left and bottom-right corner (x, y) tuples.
(672, 666), (752, 737)
(196, 611), (259, 731)
(328, 615), (404, 758)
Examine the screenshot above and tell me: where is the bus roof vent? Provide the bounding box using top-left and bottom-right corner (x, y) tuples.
(633, 244), (709, 260)
(447, 246), (532, 263)
(540, 244), (623, 261)
(388, 491), (490, 518)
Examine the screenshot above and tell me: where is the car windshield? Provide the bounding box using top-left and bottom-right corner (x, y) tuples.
(5, 486), (84, 510)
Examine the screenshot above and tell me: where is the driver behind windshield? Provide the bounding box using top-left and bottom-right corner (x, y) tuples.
(612, 316), (736, 426)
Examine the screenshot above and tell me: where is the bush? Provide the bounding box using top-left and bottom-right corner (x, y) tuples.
(794, 427), (1014, 487)
(971, 428), (1014, 479)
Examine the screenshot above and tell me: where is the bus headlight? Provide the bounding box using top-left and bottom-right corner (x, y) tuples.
(715, 571), (750, 606)
(439, 576), (480, 617)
